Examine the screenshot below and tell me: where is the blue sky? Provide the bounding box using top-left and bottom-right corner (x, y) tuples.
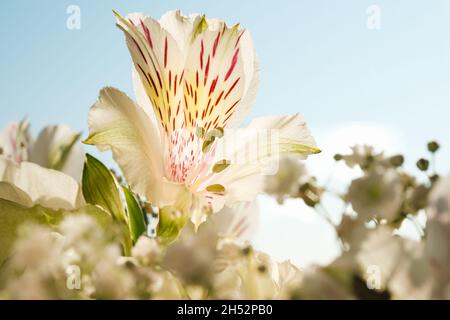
(1, 0), (449, 169)
(1, 0), (449, 265)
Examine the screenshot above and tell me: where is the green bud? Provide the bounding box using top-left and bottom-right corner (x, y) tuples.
(430, 174), (440, 183)
(389, 155), (404, 167)
(242, 246), (252, 256)
(334, 154), (343, 161)
(416, 158), (429, 171)
(299, 182), (322, 207)
(157, 206), (188, 244)
(427, 141), (440, 153)
(257, 264), (267, 273)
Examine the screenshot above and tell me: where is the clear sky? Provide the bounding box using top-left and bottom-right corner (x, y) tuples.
(1, 0), (450, 266)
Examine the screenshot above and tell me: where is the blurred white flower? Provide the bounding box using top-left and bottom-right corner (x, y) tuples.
(337, 214), (369, 250)
(162, 200), (259, 289)
(0, 121), (31, 164)
(347, 168), (403, 222)
(265, 156), (307, 204)
(214, 246), (279, 299)
(86, 10), (319, 228)
(0, 121), (85, 181)
(29, 125), (85, 181)
(273, 260), (303, 299)
(425, 174), (450, 297)
(340, 144), (385, 169)
(356, 226), (432, 299)
(131, 236), (162, 266)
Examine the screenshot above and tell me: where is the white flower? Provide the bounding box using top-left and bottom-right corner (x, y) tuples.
(29, 125), (85, 181)
(161, 200), (258, 285)
(0, 121), (85, 181)
(0, 121), (31, 164)
(131, 236), (162, 266)
(425, 174), (450, 297)
(213, 246), (279, 299)
(336, 214), (370, 250)
(86, 10), (319, 228)
(340, 144), (384, 169)
(265, 156), (307, 204)
(347, 168), (403, 221)
(210, 200), (259, 245)
(0, 157), (83, 210)
(356, 226), (432, 299)
(272, 260), (303, 299)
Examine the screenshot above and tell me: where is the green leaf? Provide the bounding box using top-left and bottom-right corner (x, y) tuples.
(82, 154), (125, 223)
(122, 185), (147, 243)
(82, 154), (132, 255)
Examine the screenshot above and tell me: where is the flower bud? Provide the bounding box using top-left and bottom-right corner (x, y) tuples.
(389, 155), (404, 167)
(416, 158), (429, 171)
(427, 141), (440, 153)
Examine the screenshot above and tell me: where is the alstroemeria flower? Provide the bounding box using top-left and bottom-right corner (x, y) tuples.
(86, 10), (319, 227)
(0, 121), (31, 164)
(0, 121), (85, 181)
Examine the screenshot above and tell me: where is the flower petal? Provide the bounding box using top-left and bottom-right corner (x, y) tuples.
(85, 87), (183, 206)
(0, 121), (31, 164)
(183, 16), (258, 130)
(215, 201), (259, 243)
(115, 11), (186, 135)
(0, 158), (84, 210)
(201, 114), (320, 207)
(29, 124), (85, 181)
(116, 10), (259, 134)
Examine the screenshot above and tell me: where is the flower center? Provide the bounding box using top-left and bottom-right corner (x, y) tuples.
(166, 130), (204, 183)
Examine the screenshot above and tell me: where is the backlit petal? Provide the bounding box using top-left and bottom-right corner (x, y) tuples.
(0, 158), (84, 210)
(85, 87), (183, 206)
(200, 114), (320, 207)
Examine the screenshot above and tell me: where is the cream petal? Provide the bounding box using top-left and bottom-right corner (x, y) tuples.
(131, 66), (161, 133)
(246, 114), (320, 157)
(29, 124), (85, 181)
(158, 10), (203, 52)
(116, 10), (259, 134)
(215, 201), (259, 243)
(116, 11), (186, 135)
(200, 114), (319, 206)
(182, 16), (258, 130)
(0, 158), (83, 210)
(85, 87), (183, 206)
